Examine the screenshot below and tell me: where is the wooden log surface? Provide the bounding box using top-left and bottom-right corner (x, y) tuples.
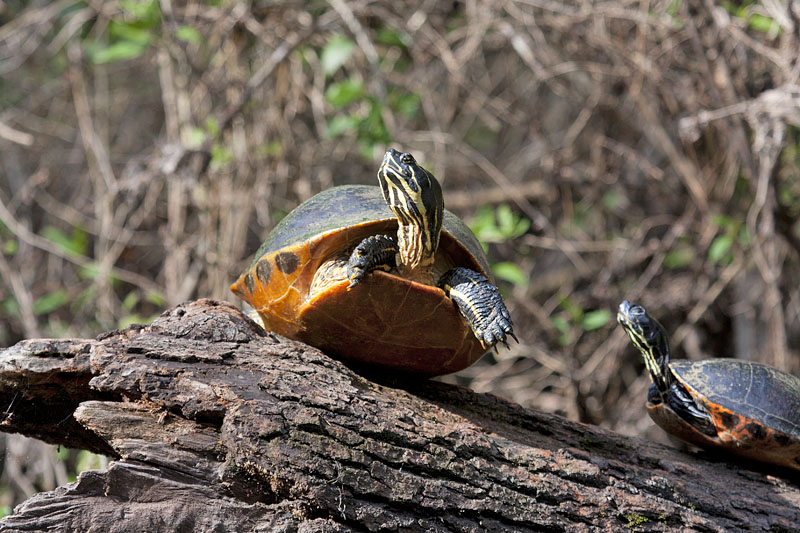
(0, 298), (797, 532)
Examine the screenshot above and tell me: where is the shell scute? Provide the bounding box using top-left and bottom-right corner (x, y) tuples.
(670, 359), (800, 439)
(230, 184), (494, 376)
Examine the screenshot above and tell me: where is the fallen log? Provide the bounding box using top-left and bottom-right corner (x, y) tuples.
(0, 299), (797, 532)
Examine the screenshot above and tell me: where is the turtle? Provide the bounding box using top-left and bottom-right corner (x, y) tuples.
(230, 148), (516, 376)
(617, 300), (800, 472)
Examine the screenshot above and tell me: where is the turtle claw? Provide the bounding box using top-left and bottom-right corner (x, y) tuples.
(480, 304), (516, 351)
(346, 269), (363, 289)
(346, 234), (397, 290)
(346, 266), (367, 289)
(439, 266), (516, 352)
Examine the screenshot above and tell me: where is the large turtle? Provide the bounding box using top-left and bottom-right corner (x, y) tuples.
(617, 300), (800, 472)
(231, 149), (515, 376)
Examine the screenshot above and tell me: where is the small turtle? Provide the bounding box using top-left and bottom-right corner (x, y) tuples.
(231, 149), (515, 376)
(617, 300), (800, 471)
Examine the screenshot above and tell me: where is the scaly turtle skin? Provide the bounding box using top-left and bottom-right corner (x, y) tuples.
(231, 149), (515, 376)
(617, 300), (800, 472)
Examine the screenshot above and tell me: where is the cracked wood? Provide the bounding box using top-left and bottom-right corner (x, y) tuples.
(0, 299), (798, 532)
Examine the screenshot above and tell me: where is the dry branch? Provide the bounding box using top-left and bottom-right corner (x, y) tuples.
(0, 299), (797, 532)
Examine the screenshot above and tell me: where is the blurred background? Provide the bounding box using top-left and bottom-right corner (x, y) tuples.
(1, 0), (799, 513)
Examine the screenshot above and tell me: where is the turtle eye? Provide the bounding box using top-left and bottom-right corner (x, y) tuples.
(630, 304), (645, 317)
(401, 154), (415, 165)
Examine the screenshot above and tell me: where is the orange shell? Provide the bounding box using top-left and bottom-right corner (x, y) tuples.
(231, 216), (489, 377)
(647, 400), (800, 472)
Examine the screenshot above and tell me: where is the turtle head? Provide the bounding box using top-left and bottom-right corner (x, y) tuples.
(617, 300), (672, 394)
(378, 149), (443, 282)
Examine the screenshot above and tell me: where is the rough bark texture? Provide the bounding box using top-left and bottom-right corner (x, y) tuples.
(0, 299), (798, 532)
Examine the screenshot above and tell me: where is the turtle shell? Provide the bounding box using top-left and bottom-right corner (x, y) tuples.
(647, 359), (800, 470)
(231, 184), (493, 376)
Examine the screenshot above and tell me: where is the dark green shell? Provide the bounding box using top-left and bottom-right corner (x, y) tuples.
(670, 359), (800, 438)
(249, 184), (491, 277)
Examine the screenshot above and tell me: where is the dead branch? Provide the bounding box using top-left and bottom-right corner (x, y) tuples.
(0, 299), (797, 532)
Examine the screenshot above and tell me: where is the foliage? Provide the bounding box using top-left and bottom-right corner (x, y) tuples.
(470, 204), (530, 287)
(84, 0), (161, 64)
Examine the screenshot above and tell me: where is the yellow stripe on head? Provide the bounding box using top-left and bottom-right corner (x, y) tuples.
(378, 149), (443, 258)
(617, 301), (671, 394)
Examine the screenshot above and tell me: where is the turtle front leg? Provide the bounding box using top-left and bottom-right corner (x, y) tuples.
(439, 267), (516, 349)
(347, 235), (398, 288)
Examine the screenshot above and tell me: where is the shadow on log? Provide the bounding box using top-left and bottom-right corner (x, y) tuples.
(0, 299), (798, 532)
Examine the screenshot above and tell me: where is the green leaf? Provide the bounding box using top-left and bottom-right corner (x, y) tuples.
(325, 114), (359, 139)
(497, 205), (529, 239)
(185, 126), (206, 147)
(663, 245), (694, 269)
(33, 289), (69, 315)
(146, 291), (166, 307)
(122, 291), (139, 312)
(325, 79), (364, 109)
(470, 206), (495, 228)
(109, 21), (152, 46)
(666, 0), (681, 17)
(737, 227), (750, 246)
(78, 262), (101, 280)
(321, 34), (355, 75)
(560, 296), (583, 323)
(358, 99), (390, 145)
(389, 91), (421, 118)
(266, 140), (283, 157)
(708, 235), (733, 264)
(357, 141), (377, 161)
(210, 144), (233, 167)
(119, 0), (160, 20)
(205, 116), (220, 138)
(57, 446), (70, 461)
(493, 262), (527, 287)
(496, 204), (515, 234)
(376, 28), (410, 48)
(749, 13), (778, 34)
(272, 209), (289, 225)
(254, 140), (282, 159)
(1, 296), (20, 316)
(469, 205), (529, 244)
(91, 41), (149, 64)
(552, 315), (572, 346)
(722, 2), (748, 19)
(40, 226), (69, 250)
(3, 239), (17, 255)
(469, 206), (503, 243)
(552, 315), (569, 333)
(712, 214), (737, 230)
(118, 313), (159, 329)
(514, 217), (531, 237)
(41, 225), (88, 256)
(75, 450), (104, 473)
(582, 309), (611, 331)
(175, 26), (202, 45)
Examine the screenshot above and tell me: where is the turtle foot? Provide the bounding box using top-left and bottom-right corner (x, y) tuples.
(439, 267), (515, 350)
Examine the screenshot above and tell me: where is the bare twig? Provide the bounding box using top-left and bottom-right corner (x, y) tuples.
(0, 197), (162, 295)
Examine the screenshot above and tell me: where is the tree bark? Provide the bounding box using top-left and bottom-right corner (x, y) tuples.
(0, 299), (797, 532)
